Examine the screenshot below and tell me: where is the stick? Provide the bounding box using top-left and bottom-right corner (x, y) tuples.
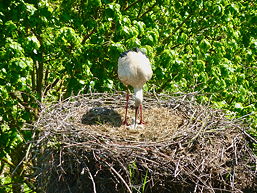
(107, 163), (132, 193)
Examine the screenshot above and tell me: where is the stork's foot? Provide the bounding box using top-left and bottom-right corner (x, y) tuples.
(122, 119), (129, 126)
(139, 121), (145, 125)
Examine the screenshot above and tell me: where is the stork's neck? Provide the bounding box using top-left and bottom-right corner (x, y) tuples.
(134, 88), (143, 107)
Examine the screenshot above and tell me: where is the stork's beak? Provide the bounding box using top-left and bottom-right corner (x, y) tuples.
(134, 106), (139, 127)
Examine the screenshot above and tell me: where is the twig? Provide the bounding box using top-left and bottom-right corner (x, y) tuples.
(85, 166), (97, 193)
(124, 0), (142, 11)
(140, 1), (158, 18)
(237, 126), (257, 144)
(106, 162), (132, 193)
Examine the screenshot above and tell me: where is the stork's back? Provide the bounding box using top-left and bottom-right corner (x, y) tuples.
(118, 50), (152, 88)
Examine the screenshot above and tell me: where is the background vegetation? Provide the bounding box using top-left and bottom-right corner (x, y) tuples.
(0, 0), (256, 192)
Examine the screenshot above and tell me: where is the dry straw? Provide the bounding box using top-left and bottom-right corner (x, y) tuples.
(31, 92), (256, 193)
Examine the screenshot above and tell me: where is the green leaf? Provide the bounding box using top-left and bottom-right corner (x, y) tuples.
(195, 60), (205, 71)
(89, 0), (102, 7)
(199, 39), (211, 52)
(178, 33), (187, 43)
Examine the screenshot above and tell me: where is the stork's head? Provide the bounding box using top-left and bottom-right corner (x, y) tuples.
(119, 47), (145, 58)
(134, 88), (143, 107)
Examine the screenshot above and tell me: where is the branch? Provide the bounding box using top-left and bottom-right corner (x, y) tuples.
(9, 92), (34, 112)
(43, 78), (60, 97)
(140, 1), (158, 18)
(82, 28), (96, 44)
(106, 163), (132, 193)
(44, 67), (49, 86)
(29, 29), (44, 99)
(124, 0), (143, 11)
(36, 60), (44, 99)
(31, 64), (36, 91)
(162, 13), (193, 45)
(85, 166), (97, 193)
(1, 157), (15, 167)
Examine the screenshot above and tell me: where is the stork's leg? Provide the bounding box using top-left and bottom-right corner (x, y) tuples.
(139, 104), (144, 124)
(123, 87), (129, 125)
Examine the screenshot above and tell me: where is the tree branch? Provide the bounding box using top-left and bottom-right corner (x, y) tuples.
(82, 28), (96, 44)
(31, 64), (36, 91)
(43, 78), (60, 96)
(36, 60), (44, 99)
(140, 1), (158, 18)
(162, 13), (193, 45)
(124, 0), (143, 11)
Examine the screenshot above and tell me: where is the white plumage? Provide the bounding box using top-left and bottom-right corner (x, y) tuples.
(118, 48), (153, 126)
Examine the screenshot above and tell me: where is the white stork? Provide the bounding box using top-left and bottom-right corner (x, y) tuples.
(118, 48), (153, 127)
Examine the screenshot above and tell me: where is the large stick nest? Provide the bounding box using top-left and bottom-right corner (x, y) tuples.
(32, 93), (256, 193)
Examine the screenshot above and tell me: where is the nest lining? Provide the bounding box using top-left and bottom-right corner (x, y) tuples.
(32, 92), (256, 193)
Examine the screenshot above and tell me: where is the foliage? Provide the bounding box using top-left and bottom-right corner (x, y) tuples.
(129, 162), (149, 192)
(0, 0), (256, 192)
